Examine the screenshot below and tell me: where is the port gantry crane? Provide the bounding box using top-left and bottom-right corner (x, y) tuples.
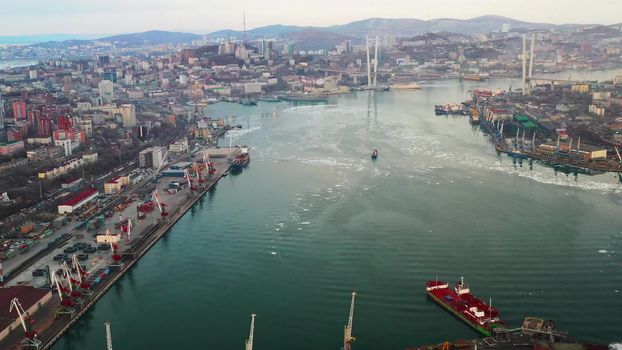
(344, 292), (357, 350)
(245, 313), (256, 350)
(9, 297), (41, 349)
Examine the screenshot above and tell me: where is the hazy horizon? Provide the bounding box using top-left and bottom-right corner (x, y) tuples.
(0, 0), (620, 36)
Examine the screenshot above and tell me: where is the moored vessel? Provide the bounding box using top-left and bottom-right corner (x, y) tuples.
(426, 277), (503, 336)
(231, 147), (251, 169)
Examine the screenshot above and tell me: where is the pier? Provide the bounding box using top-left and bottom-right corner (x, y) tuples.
(0, 148), (245, 350)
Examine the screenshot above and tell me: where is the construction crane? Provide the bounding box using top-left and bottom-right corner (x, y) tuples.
(105, 321), (113, 350)
(344, 292), (357, 350)
(152, 190), (168, 217)
(9, 297), (41, 348)
(245, 313), (256, 350)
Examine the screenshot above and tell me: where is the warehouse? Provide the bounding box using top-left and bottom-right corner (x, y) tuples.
(0, 286), (52, 342)
(58, 188), (99, 214)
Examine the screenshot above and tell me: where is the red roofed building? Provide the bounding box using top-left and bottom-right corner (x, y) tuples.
(58, 188), (99, 214)
(0, 286), (52, 342)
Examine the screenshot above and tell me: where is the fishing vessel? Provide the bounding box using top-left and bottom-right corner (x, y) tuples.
(371, 149), (378, 159)
(426, 277), (503, 336)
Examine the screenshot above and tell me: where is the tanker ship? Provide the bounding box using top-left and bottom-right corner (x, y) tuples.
(426, 277), (503, 336)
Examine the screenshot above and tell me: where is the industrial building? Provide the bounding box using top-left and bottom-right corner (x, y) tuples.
(57, 188), (99, 214)
(536, 143), (607, 160)
(0, 286), (52, 342)
(139, 146), (167, 169)
(104, 175), (129, 194)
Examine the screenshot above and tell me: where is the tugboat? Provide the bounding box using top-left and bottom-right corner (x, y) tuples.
(371, 149), (378, 160)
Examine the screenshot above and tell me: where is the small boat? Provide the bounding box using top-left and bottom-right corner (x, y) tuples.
(371, 149), (378, 159)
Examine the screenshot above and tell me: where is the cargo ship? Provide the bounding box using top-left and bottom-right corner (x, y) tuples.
(426, 277), (503, 336)
(231, 147), (250, 169)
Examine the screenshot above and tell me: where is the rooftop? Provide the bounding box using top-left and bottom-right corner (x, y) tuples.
(60, 188), (98, 207)
(0, 286), (51, 331)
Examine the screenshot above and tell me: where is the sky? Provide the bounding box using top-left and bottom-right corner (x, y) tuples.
(0, 0), (620, 36)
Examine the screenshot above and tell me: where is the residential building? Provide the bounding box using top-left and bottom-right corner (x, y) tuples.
(12, 100), (27, 120)
(99, 80), (114, 100)
(0, 141), (25, 155)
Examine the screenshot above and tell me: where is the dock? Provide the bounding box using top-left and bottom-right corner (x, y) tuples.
(0, 148), (245, 350)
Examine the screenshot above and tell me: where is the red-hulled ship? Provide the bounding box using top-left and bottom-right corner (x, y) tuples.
(426, 277), (503, 336)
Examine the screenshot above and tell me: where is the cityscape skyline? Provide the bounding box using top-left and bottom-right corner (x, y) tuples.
(0, 0), (621, 36)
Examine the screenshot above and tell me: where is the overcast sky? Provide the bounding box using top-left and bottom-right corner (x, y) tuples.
(1, 0), (620, 36)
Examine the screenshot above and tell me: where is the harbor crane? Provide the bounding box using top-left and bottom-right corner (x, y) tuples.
(105, 229), (123, 264)
(245, 313), (256, 350)
(51, 270), (75, 316)
(71, 254), (92, 294)
(105, 321), (113, 350)
(204, 151), (215, 176)
(185, 169), (196, 191)
(61, 262), (84, 305)
(152, 190), (168, 217)
(344, 292), (357, 350)
(10, 297), (41, 348)
(125, 218), (133, 242)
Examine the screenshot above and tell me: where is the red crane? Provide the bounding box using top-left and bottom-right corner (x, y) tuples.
(9, 297), (41, 348)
